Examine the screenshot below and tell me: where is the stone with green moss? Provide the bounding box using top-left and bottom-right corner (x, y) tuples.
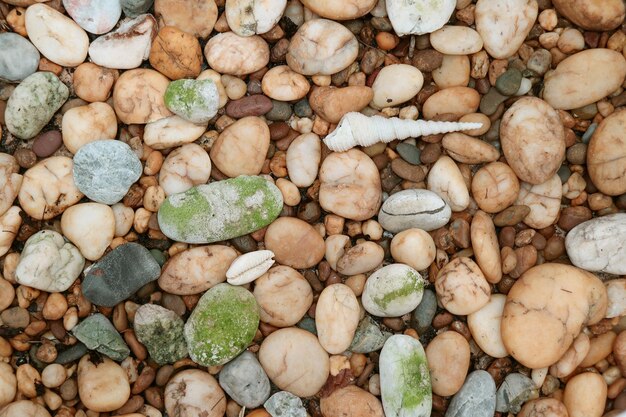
(164, 79), (219, 124)
(380, 335), (431, 417)
(184, 283), (259, 366)
(157, 176), (283, 244)
(134, 304), (187, 365)
(361, 263), (425, 317)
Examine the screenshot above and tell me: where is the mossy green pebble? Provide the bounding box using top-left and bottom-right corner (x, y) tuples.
(157, 176), (283, 244)
(380, 335), (432, 417)
(361, 263), (425, 317)
(134, 304), (187, 365)
(164, 79), (220, 124)
(184, 283), (260, 366)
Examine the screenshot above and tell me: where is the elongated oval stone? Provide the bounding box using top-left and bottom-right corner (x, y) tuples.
(380, 335), (432, 417)
(158, 176), (283, 244)
(5, 72), (69, 139)
(184, 283), (260, 366)
(378, 189), (451, 233)
(0, 33), (40, 82)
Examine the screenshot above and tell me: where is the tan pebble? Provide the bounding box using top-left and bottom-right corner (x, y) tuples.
(426, 331), (470, 396)
(0, 207), (22, 258)
(275, 178), (301, 206)
(0, 400), (50, 417)
(432, 55), (470, 89)
(550, 333), (590, 378)
(435, 257), (490, 315)
(320, 385), (383, 417)
(430, 25), (483, 55)
(197, 69), (228, 108)
(468, 294), (508, 358)
(459, 113), (490, 136)
(149, 26), (202, 80)
(220, 75), (247, 100)
(370, 64), (424, 109)
(61, 203), (115, 261)
(6, 8), (27, 36)
(264, 217), (325, 269)
(471, 162), (520, 213)
(254, 266), (312, 327)
(422, 86), (480, 119)
(427, 156), (470, 212)
(204, 32), (269, 76)
(43, 293), (68, 321)
(143, 116), (208, 150)
(615, 331), (626, 376)
(309, 86), (373, 123)
(336, 241), (384, 275)
(0, 277), (15, 312)
(0, 362), (16, 407)
(552, 0), (625, 31)
(324, 234), (350, 271)
(390, 228), (436, 271)
(588, 109), (626, 196)
(113, 69), (172, 124)
(563, 372), (607, 417)
(316, 284), (360, 354)
(299, 0), (377, 20)
(73, 63), (118, 102)
(515, 175), (562, 229)
(154, 0), (218, 39)
(261, 65), (310, 101)
(164, 369), (225, 417)
(111, 203), (134, 237)
(0, 154), (22, 218)
(62, 103), (117, 154)
(557, 28), (584, 54)
(580, 331), (616, 368)
(471, 210), (502, 284)
(442, 132), (499, 164)
(225, 0), (286, 36)
(518, 398), (569, 417)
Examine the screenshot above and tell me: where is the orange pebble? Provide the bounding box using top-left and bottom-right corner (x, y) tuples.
(376, 32), (399, 50)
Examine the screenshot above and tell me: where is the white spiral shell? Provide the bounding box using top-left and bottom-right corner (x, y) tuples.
(226, 250), (275, 285)
(323, 112), (483, 152)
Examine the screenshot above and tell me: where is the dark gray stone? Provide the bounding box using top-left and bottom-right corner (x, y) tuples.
(219, 351), (271, 408)
(349, 316), (391, 353)
(72, 314), (130, 361)
(82, 243), (161, 307)
(0, 33), (40, 82)
(495, 373), (539, 414)
(294, 99), (312, 118)
(479, 87), (508, 116)
(265, 100), (292, 121)
(55, 343), (88, 364)
(495, 68), (523, 96)
(446, 370), (496, 417)
(396, 143), (421, 165)
(411, 289), (437, 334)
(120, 0), (153, 17)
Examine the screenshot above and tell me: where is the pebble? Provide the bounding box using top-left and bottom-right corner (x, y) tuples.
(426, 331), (470, 397)
(61, 102), (118, 154)
(479, 88), (508, 116)
(121, 0), (153, 17)
(264, 391), (307, 417)
(31, 131), (61, 158)
(543, 49), (626, 110)
(0, 207), (21, 257)
(320, 385), (384, 417)
(226, 0), (287, 36)
(309, 86), (373, 123)
(253, 266), (313, 327)
(552, 0), (625, 31)
(349, 316), (391, 353)
(370, 64), (424, 109)
(262, 65), (309, 101)
(264, 217), (325, 269)
(72, 140), (141, 204)
(61, 203), (115, 261)
(149, 26), (202, 79)
(396, 142), (421, 165)
(300, 0), (377, 20)
(63, 0), (121, 34)
(588, 109), (626, 195)
(501, 263), (607, 368)
(134, 304), (187, 364)
(184, 283), (259, 366)
(471, 210), (502, 284)
(471, 162), (519, 213)
(436, 257), (490, 316)
(164, 79), (219, 124)
(336, 241), (385, 275)
(430, 26), (483, 55)
(293, 99), (312, 117)
(25, 4), (89, 67)
(518, 398), (569, 417)
(410, 289), (437, 334)
(72, 314), (130, 361)
(113, 68), (172, 124)
(496, 373), (539, 414)
(159, 245), (237, 295)
(73, 63), (118, 102)
(500, 97), (565, 185)
(158, 176), (282, 244)
(515, 175), (562, 229)
(0, 154), (21, 217)
(265, 100), (292, 121)
(0, 33), (39, 82)
(442, 133), (499, 165)
(386, 0), (455, 36)
(77, 355), (130, 412)
(210, 116), (270, 177)
(422, 86), (480, 120)
(378, 189), (451, 233)
(286, 133), (321, 187)
(143, 115), (207, 150)
(258, 327), (329, 397)
(428, 156), (470, 212)
(55, 343), (88, 365)
(88, 14), (156, 69)
(319, 149), (382, 221)
(468, 294), (508, 358)
(446, 371), (496, 417)
(287, 19), (359, 76)
(379, 335), (432, 417)
(226, 95), (273, 118)
(15, 230), (85, 293)
(0, 363), (16, 407)
(154, 0), (218, 39)
(565, 213), (626, 275)
(563, 372), (607, 417)
(361, 264), (425, 317)
(390, 228), (436, 271)
(1, 307), (29, 329)
(218, 351), (270, 408)
(204, 32), (269, 76)
(475, 0), (538, 59)
(159, 143), (212, 196)
(164, 369), (226, 417)
(495, 68), (523, 96)
(606, 279), (626, 318)
(5, 72), (69, 140)
(82, 243), (161, 307)
(432, 55), (469, 88)
(0, 401), (51, 417)
(316, 284), (360, 354)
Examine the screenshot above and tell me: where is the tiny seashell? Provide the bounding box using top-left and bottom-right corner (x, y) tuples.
(226, 250), (275, 285)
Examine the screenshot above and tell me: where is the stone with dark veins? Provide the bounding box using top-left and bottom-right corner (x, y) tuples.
(378, 189), (452, 233)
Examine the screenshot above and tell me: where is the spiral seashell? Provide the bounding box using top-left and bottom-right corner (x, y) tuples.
(226, 250), (275, 285)
(323, 112), (483, 152)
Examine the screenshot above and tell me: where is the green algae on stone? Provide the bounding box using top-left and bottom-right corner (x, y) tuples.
(157, 176), (283, 244)
(134, 304), (187, 365)
(184, 283), (260, 366)
(72, 313), (130, 361)
(380, 334), (432, 417)
(164, 79), (220, 124)
(361, 263), (425, 317)
(5, 72), (69, 139)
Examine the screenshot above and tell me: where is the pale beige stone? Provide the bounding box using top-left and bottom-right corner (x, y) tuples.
(435, 257), (490, 315)
(204, 32), (269, 76)
(316, 284), (360, 354)
(78, 355), (130, 412)
(468, 294), (508, 358)
(471, 210), (502, 284)
(254, 266), (313, 327)
(426, 331), (470, 397)
(210, 116), (269, 177)
(0, 153), (22, 217)
(390, 228), (436, 271)
(60, 203), (115, 261)
(262, 65), (310, 101)
(62, 102), (117, 154)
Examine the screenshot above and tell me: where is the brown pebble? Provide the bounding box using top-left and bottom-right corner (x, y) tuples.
(383, 317), (405, 331)
(493, 205), (531, 227)
(449, 218), (470, 249)
(487, 357), (513, 386)
(450, 320), (471, 341)
(432, 312), (454, 329)
(225, 95), (273, 118)
(32, 131), (63, 157)
(421, 143), (442, 164)
(13, 148), (37, 169)
(497, 276), (516, 295)
(412, 49), (444, 72)
(116, 395), (144, 415)
(0, 307), (29, 329)
(558, 206), (592, 231)
(391, 158), (425, 182)
(509, 245), (538, 278)
(544, 235), (565, 260)
(144, 386), (164, 409)
(124, 330), (147, 361)
(269, 122), (290, 140)
(132, 366), (155, 394)
(498, 226), (516, 248)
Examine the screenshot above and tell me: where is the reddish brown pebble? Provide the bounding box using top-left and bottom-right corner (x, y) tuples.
(225, 95), (273, 118)
(32, 131), (63, 157)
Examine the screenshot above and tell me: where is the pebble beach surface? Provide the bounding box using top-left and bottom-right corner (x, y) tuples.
(1, 1), (626, 417)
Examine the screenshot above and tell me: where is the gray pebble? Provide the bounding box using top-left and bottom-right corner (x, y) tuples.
(495, 373), (539, 414)
(219, 351), (271, 408)
(0, 33), (40, 83)
(72, 313), (130, 361)
(120, 0), (153, 17)
(396, 142), (421, 165)
(294, 99), (312, 118)
(134, 304), (187, 365)
(446, 370), (496, 417)
(55, 343), (88, 365)
(411, 289), (437, 334)
(349, 316), (391, 353)
(378, 189), (451, 233)
(264, 391), (307, 417)
(479, 87), (508, 116)
(296, 316), (317, 335)
(527, 49), (552, 75)
(495, 68), (522, 96)
(265, 100), (293, 121)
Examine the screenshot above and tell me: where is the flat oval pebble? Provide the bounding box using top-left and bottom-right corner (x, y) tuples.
(184, 283), (259, 366)
(543, 49), (626, 110)
(515, 175), (562, 229)
(565, 213), (626, 275)
(386, 0), (455, 36)
(0, 32), (39, 82)
(379, 189), (451, 233)
(380, 335), (431, 417)
(226, 0), (286, 36)
(164, 79), (219, 124)
(587, 109), (626, 195)
(300, 0), (377, 20)
(81, 243), (161, 307)
(430, 26), (483, 55)
(113, 68), (172, 124)
(316, 284), (360, 354)
(159, 143), (212, 196)
(77, 355), (130, 412)
(435, 257), (490, 315)
(143, 115), (208, 150)
(164, 370), (226, 417)
(371, 64), (424, 109)
(468, 294), (508, 358)
(442, 133), (499, 165)
(286, 133), (321, 187)
(308, 86), (373, 124)
(63, 0), (122, 34)
(475, 0), (538, 59)
(219, 351), (270, 408)
(320, 385), (384, 417)
(500, 97), (565, 185)
(552, 0), (625, 31)
(62, 102), (117, 154)
(336, 241), (384, 275)
(422, 86), (480, 120)
(72, 140), (142, 205)
(61, 203), (115, 261)
(72, 313), (130, 361)
(158, 176), (283, 244)
(204, 32), (269, 76)
(134, 304), (188, 364)
(254, 266), (313, 327)
(287, 19), (359, 76)
(88, 14), (156, 69)
(471, 210), (503, 284)
(362, 263), (425, 317)
(154, 0), (218, 39)
(390, 228), (436, 271)
(5, 72), (69, 140)
(262, 65), (310, 101)
(25, 3), (89, 67)
(471, 162), (519, 214)
(446, 370), (496, 417)
(428, 155), (470, 212)
(426, 331), (471, 397)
